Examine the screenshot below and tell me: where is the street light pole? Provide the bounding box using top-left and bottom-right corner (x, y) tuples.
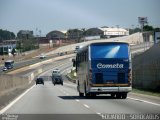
(116, 25), (119, 37)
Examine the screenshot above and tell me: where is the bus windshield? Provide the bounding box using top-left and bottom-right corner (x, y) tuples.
(91, 43), (129, 59)
(5, 62), (11, 66)
(4, 60), (14, 69)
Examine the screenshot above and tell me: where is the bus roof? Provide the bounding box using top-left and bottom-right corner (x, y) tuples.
(90, 41), (129, 46)
(77, 42), (129, 54)
(5, 60), (14, 63)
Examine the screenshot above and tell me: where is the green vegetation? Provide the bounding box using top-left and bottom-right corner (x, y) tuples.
(129, 25), (160, 34)
(132, 88), (160, 97)
(68, 69), (76, 80)
(67, 69), (76, 83)
(16, 30), (39, 52)
(143, 25), (154, 31)
(0, 29), (15, 41)
(16, 38), (39, 52)
(11, 48), (16, 56)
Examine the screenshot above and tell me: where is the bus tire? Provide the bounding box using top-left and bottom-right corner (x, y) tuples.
(84, 82), (90, 98)
(85, 93), (90, 97)
(77, 80), (80, 92)
(121, 92), (127, 99)
(116, 93), (121, 99)
(91, 93), (96, 97)
(79, 92), (84, 97)
(111, 93), (116, 98)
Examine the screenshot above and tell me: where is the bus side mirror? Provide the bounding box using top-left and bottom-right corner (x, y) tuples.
(72, 59), (76, 67)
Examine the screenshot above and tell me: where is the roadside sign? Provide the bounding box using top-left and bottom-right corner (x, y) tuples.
(154, 32), (160, 44)
(138, 17), (148, 24)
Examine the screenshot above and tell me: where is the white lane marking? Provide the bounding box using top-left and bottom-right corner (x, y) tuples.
(96, 112), (101, 115)
(75, 99), (80, 102)
(96, 112), (102, 117)
(64, 82), (76, 87)
(128, 97), (160, 107)
(0, 85), (35, 114)
(59, 88), (69, 95)
(61, 66), (72, 74)
(40, 61), (70, 76)
(83, 104), (90, 108)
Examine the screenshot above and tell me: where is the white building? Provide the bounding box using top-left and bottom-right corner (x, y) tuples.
(99, 27), (129, 38)
(0, 40), (17, 55)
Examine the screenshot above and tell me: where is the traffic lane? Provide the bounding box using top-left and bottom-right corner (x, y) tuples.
(61, 81), (160, 114)
(4, 61), (96, 114)
(3, 71), (160, 119)
(3, 53), (59, 72)
(8, 59), (71, 76)
(128, 92), (160, 105)
(5, 81), (95, 114)
(38, 61), (72, 79)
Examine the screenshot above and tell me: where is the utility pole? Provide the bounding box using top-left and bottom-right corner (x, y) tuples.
(116, 25), (119, 37)
(138, 17), (148, 51)
(39, 30), (41, 48)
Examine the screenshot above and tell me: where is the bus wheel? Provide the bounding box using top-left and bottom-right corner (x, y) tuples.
(91, 93), (96, 97)
(84, 83), (90, 98)
(79, 92), (84, 97)
(121, 93), (127, 99)
(111, 93), (116, 98)
(116, 93), (121, 99)
(85, 93), (90, 97)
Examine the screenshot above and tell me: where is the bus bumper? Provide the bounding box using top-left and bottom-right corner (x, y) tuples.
(89, 87), (132, 93)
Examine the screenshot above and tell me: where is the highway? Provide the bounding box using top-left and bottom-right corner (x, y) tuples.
(1, 58), (160, 120)
(0, 42), (153, 73)
(0, 52), (70, 73)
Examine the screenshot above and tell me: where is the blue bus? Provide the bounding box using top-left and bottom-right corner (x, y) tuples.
(73, 42), (132, 99)
(5, 60), (14, 69)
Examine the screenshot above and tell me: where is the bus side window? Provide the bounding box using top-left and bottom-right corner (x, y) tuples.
(79, 53), (82, 63)
(84, 51), (87, 61)
(77, 54), (80, 67)
(81, 53), (84, 62)
(72, 59), (76, 67)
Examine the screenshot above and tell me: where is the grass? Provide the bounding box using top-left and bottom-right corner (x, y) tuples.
(132, 88), (160, 97)
(68, 69), (76, 80)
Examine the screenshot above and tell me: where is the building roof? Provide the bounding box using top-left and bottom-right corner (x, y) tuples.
(99, 27), (128, 32)
(46, 30), (65, 39)
(60, 30), (67, 34)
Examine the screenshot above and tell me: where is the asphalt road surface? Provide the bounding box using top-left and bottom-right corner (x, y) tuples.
(1, 58), (160, 120)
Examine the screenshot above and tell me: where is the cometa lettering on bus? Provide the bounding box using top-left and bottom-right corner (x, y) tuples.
(97, 63), (124, 69)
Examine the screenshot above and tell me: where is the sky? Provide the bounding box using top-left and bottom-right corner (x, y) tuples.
(0, 0), (160, 36)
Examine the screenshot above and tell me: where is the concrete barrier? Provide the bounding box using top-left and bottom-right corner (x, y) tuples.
(0, 74), (29, 97)
(0, 54), (74, 97)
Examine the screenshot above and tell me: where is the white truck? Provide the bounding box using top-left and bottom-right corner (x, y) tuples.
(74, 45), (83, 53)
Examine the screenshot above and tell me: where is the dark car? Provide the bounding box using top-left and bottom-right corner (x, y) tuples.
(52, 75), (63, 85)
(36, 78), (44, 85)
